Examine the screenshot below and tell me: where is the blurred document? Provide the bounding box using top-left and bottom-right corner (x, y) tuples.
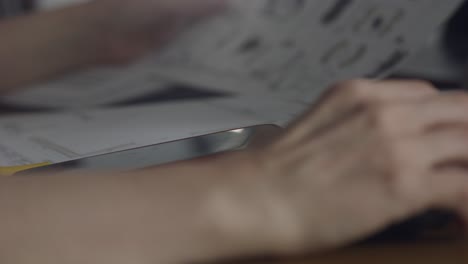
(0, 66), (170, 109)
(0, 0), (463, 168)
(2, 0), (463, 108)
(149, 0), (464, 103)
(0, 95), (299, 167)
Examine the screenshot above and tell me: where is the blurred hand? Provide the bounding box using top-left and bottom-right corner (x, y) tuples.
(3, 79), (468, 263)
(224, 80), (468, 255)
(90, 0), (226, 63)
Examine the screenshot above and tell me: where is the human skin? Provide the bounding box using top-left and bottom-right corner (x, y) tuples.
(0, 0), (225, 93)
(1, 79), (468, 263)
(1, 1), (468, 263)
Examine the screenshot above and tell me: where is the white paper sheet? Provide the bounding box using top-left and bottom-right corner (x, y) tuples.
(0, 0), (464, 168)
(148, 0), (464, 103)
(0, 95), (298, 167)
(2, 0), (463, 108)
(0, 66), (171, 108)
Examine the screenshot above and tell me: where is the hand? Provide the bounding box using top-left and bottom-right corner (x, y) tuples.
(89, 0), (226, 63)
(217, 80), (468, 255)
(4, 79), (468, 263)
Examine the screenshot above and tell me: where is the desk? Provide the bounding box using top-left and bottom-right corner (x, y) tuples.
(248, 241), (468, 264)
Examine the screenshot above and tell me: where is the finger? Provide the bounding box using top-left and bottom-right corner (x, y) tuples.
(385, 92), (468, 135)
(346, 79), (439, 102)
(413, 129), (468, 167)
(306, 120), (468, 195)
(425, 168), (468, 213)
(310, 79), (437, 119)
(285, 80), (438, 143)
(414, 128), (468, 211)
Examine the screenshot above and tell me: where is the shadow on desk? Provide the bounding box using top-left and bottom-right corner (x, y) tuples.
(238, 239), (468, 264)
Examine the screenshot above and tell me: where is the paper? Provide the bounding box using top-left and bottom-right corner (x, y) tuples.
(0, 65), (170, 109)
(2, 0), (463, 108)
(0, 95), (296, 167)
(0, 0), (464, 168)
(148, 0), (464, 103)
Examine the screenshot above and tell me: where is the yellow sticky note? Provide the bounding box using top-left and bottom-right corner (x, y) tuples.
(0, 163), (51, 176)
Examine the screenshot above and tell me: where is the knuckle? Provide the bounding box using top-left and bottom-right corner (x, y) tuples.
(366, 103), (405, 135)
(381, 139), (423, 202)
(334, 78), (371, 89)
(385, 139), (417, 171)
(380, 140), (405, 174)
(331, 79), (374, 101)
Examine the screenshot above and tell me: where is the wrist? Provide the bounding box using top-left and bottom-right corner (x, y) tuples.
(202, 151), (304, 256)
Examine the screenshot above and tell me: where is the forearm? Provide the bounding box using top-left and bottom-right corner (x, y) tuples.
(0, 152), (284, 263)
(0, 3), (107, 94)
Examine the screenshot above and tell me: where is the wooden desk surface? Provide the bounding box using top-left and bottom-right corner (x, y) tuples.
(248, 240), (468, 264)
